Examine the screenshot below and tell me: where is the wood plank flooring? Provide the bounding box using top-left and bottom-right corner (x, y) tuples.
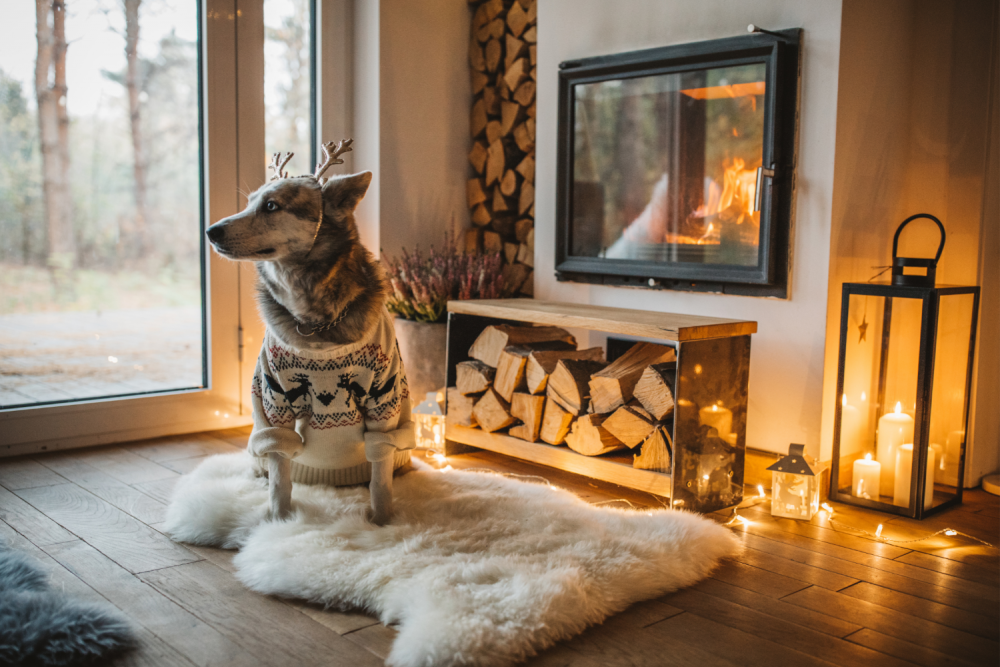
(1, 426), (997, 666)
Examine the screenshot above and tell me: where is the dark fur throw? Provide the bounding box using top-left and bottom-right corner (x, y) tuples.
(0, 541), (134, 666)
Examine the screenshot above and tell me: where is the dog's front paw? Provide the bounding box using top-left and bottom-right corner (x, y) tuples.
(366, 505), (392, 526)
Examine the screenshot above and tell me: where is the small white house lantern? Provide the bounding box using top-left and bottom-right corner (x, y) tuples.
(768, 444), (821, 520)
(413, 390), (445, 454)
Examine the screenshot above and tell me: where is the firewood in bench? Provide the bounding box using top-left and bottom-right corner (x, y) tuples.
(539, 398), (574, 445)
(456, 360), (495, 395)
(633, 426), (672, 472)
(446, 387), (479, 428)
(494, 346), (531, 401)
(603, 401), (655, 449)
(565, 414), (624, 456)
(508, 392), (545, 442)
(633, 362), (676, 421)
(472, 388), (515, 432)
(525, 347), (605, 395)
(589, 342), (676, 415)
(547, 358), (607, 415)
(469, 325), (576, 368)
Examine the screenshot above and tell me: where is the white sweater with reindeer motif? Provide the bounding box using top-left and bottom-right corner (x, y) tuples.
(249, 307), (414, 486)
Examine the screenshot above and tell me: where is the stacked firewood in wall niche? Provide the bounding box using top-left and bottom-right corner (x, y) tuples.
(448, 325), (677, 472)
(467, 0), (536, 297)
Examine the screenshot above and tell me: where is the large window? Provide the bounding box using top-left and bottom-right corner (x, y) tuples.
(0, 0), (203, 409)
(265, 0), (315, 176)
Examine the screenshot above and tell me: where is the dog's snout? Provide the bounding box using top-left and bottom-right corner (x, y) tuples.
(206, 224), (225, 243)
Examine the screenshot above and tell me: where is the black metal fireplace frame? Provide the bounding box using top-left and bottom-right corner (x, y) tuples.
(555, 29), (801, 297)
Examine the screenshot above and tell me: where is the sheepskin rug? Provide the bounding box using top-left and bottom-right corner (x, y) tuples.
(164, 453), (740, 667)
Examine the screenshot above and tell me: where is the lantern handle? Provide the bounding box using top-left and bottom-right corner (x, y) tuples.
(892, 213), (946, 264)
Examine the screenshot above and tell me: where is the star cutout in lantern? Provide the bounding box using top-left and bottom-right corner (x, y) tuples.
(858, 315), (868, 343)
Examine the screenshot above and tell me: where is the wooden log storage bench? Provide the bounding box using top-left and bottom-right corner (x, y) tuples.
(443, 300), (757, 513)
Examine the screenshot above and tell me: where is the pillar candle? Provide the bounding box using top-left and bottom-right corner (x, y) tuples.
(840, 394), (861, 453)
(893, 444), (936, 509)
(699, 404), (732, 436)
(852, 453), (881, 500)
(930, 443), (945, 483)
(876, 402), (913, 498)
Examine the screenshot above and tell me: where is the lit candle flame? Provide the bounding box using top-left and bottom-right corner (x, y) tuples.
(861, 391), (867, 401)
(864, 452), (873, 461)
(894, 402), (902, 414)
(842, 394), (847, 406)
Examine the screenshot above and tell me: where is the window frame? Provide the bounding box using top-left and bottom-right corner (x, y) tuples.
(0, 0), (268, 456)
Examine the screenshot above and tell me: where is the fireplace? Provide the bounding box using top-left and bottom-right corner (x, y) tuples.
(555, 29), (801, 296)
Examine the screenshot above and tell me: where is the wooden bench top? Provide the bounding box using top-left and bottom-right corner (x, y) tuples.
(447, 299), (757, 342)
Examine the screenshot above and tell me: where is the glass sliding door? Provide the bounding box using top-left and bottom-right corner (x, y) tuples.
(0, 0), (204, 409)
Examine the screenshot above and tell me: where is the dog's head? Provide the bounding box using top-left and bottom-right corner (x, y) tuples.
(205, 171), (372, 262)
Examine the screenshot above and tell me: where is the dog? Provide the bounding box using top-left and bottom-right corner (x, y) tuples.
(205, 140), (414, 525)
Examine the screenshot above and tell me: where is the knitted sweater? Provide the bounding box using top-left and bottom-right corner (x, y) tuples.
(249, 307), (414, 485)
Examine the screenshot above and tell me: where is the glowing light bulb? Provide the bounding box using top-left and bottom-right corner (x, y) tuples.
(875, 524), (883, 538)
(945, 530), (957, 536)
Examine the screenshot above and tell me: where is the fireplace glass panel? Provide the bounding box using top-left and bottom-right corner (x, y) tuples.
(571, 63), (766, 267)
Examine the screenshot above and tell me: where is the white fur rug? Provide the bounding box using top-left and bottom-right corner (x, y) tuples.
(164, 453), (740, 667)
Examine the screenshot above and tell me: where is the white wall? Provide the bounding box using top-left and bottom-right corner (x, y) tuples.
(351, 0), (471, 258)
(535, 0), (844, 456)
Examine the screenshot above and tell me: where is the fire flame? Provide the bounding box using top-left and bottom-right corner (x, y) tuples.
(693, 157), (759, 225)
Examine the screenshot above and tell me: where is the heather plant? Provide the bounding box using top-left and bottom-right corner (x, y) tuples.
(384, 239), (507, 323)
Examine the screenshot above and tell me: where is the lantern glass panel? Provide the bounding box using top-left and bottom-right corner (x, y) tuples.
(837, 293), (923, 505)
(925, 292), (976, 506)
(771, 471), (820, 520)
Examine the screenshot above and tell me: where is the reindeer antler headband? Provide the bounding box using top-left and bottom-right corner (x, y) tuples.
(268, 138), (354, 254)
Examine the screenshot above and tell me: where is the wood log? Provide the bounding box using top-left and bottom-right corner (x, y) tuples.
(482, 0), (503, 20)
(502, 262), (532, 295)
(503, 242), (519, 264)
(505, 34), (526, 70)
(530, 66), (537, 82)
(483, 230), (503, 254)
(524, 0), (537, 23)
(506, 1), (529, 37)
(513, 80), (536, 107)
(515, 218), (534, 242)
(471, 99), (488, 137)
(525, 227), (534, 250)
(470, 69), (489, 95)
(516, 243), (533, 267)
(469, 324), (576, 368)
(484, 38), (502, 72)
(504, 58), (527, 92)
(465, 229), (483, 255)
(501, 100), (524, 136)
(513, 123), (534, 153)
(565, 414), (624, 456)
(485, 120), (503, 145)
(491, 215), (515, 237)
(523, 25), (537, 43)
(496, 71), (510, 100)
(519, 271), (533, 296)
(547, 358), (607, 415)
(589, 343), (676, 415)
(483, 85), (500, 115)
(471, 3), (490, 34)
(603, 402), (655, 449)
(519, 181), (535, 215)
(516, 155), (535, 184)
(508, 392), (545, 442)
(525, 347), (604, 395)
(467, 178), (487, 208)
(456, 360), (495, 395)
(529, 44), (537, 66)
(633, 362), (676, 421)
(494, 346), (532, 401)
(633, 427), (672, 472)
(485, 139), (505, 186)
(500, 170), (518, 196)
(469, 141), (488, 174)
(476, 17), (504, 43)
(492, 187), (508, 213)
(469, 38), (486, 71)
(471, 204), (491, 227)
(526, 117), (536, 140)
(472, 387), (515, 432)
(446, 387), (478, 428)
(539, 398), (573, 445)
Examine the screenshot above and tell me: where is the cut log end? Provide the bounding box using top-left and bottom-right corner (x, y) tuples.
(565, 414), (625, 456)
(472, 388), (515, 433)
(633, 427), (672, 472)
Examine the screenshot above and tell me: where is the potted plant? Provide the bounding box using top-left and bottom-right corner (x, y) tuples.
(383, 239), (508, 399)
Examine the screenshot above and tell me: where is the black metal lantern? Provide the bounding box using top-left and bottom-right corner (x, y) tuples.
(829, 214), (980, 519)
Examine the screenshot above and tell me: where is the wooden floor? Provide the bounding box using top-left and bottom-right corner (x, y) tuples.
(1, 427), (997, 667)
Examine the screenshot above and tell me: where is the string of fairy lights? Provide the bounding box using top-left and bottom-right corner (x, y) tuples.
(426, 452), (997, 549)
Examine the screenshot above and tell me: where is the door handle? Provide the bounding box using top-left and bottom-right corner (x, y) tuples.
(755, 166), (775, 212)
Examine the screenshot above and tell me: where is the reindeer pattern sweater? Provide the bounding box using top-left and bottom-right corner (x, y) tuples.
(249, 307), (414, 486)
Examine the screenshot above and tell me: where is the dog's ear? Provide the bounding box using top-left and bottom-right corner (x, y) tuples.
(322, 171), (372, 212)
